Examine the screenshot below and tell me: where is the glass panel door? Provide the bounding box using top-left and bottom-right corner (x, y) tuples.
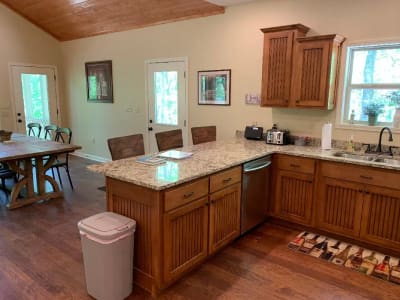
(154, 71), (178, 126)
(10, 65), (58, 136)
(147, 60), (187, 153)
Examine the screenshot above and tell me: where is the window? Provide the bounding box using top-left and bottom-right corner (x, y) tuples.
(342, 43), (400, 126)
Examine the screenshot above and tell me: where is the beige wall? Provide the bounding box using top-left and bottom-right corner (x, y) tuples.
(2, 0), (398, 159)
(0, 4), (61, 131)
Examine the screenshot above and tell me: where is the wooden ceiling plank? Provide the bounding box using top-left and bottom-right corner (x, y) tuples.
(0, 0), (224, 41)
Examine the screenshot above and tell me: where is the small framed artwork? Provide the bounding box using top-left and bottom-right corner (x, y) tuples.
(85, 60), (113, 103)
(198, 69), (231, 105)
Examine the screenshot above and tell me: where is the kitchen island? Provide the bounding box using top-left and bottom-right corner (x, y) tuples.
(89, 136), (400, 296)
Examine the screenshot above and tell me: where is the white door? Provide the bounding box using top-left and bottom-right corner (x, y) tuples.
(146, 59), (187, 153)
(10, 65), (59, 136)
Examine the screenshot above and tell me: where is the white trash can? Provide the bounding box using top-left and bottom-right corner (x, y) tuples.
(78, 212), (136, 300)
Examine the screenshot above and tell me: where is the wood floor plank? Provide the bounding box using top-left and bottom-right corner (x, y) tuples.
(0, 155), (399, 299)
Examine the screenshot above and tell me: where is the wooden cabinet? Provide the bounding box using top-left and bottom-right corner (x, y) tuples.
(273, 155), (315, 225)
(291, 35), (345, 109)
(164, 166), (242, 284)
(317, 161), (400, 250)
(163, 196), (209, 283)
(209, 183), (241, 254)
(316, 176), (364, 238)
(260, 24), (309, 107)
(360, 185), (400, 249)
(260, 24), (345, 109)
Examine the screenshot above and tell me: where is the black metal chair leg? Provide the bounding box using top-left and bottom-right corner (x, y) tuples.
(55, 166), (63, 188)
(65, 165), (74, 190)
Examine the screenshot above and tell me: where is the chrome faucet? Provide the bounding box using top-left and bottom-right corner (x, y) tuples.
(376, 127), (393, 153)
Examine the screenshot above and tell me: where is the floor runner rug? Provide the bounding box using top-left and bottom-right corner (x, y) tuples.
(288, 231), (400, 285)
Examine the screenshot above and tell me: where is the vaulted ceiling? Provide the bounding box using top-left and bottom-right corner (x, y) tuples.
(0, 0), (226, 41)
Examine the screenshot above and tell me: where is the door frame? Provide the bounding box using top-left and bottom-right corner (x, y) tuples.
(8, 62), (61, 132)
(144, 57), (189, 152)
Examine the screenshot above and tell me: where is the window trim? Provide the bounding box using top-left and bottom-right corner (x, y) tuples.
(339, 41), (400, 128)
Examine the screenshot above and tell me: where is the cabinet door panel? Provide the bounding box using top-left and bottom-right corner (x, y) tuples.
(316, 177), (363, 237)
(209, 183), (241, 254)
(291, 40), (330, 107)
(261, 31), (294, 106)
(164, 197), (208, 283)
(361, 185), (400, 249)
(275, 170), (313, 225)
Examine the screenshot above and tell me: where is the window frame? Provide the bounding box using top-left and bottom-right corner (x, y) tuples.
(341, 42), (400, 127)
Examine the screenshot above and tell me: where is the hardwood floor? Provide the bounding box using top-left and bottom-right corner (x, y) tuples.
(0, 155), (399, 299)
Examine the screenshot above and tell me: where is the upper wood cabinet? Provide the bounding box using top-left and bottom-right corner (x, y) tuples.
(260, 24), (345, 109)
(260, 24), (309, 107)
(291, 35), (345, 109)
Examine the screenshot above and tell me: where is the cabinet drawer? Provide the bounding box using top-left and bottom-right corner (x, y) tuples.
(320, 161), (400, 190)
(210, 166), (242, 193)
(277, 155), (315, 174)
(164, 177), (209, 212)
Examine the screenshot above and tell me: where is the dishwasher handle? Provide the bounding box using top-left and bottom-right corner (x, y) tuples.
(243, 161), (271, 173)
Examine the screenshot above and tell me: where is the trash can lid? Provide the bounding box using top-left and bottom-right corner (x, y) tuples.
(78, 212), (136, 242)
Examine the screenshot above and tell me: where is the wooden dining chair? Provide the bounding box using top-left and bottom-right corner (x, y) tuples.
(27, 122), (42, 137)
(191, 126), (216, 145)
(107, 134), (145, 160)
(50, 127), (74, 189)
(44, 124), (58, 140)
(155, 129), (183, 151)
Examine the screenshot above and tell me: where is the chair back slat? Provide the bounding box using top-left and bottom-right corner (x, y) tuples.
(155, 129), (183, 151)
(27, 122), (42, 137)
(55, 127), (72, 144)
(44, 125), (58, 140)
(107, 134), (145, 160)
(191, 126), (216, 145)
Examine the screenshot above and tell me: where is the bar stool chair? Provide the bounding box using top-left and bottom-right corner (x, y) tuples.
(155, 129), (183, 151)
(27, 123), (42, 137)
(191, 126), (216, 145)
(107, 134), (145, 160)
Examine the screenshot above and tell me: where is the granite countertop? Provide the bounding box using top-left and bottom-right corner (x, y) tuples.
(88, 137), (400, 191)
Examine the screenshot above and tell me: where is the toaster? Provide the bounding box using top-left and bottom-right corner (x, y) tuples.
(266, 125), (290, 145)
(244, 126), (264, 140)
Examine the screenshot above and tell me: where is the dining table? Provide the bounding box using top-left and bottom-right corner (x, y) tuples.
(0, 134), (81, 209)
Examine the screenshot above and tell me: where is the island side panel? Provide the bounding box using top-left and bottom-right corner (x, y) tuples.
(106, 177), (162, 296)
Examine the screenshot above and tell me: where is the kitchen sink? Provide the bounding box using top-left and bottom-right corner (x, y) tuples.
(332, 151), (376, 161)
(373, 157), (400, 166)
(332, 151), (400, 166)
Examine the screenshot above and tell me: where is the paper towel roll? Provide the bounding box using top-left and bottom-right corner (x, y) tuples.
(321, 123), (332, 150)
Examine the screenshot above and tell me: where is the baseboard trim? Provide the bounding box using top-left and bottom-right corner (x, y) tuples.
(71, 151), (110, 163)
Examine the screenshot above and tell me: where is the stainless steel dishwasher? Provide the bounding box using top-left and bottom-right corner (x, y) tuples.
(241, 156), (271, 235)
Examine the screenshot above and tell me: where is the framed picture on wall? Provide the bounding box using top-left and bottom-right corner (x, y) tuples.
(198, 69), (231, 105)
(85, 60), (113, 103)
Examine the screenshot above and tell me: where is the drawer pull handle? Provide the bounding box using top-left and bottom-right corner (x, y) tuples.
(360, 175), (373, 180)
(183, 192), (194, 198)
(223, 177), (232, 183)
(290, 164), (300, 168)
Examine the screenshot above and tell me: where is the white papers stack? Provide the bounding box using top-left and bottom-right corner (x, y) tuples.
(136, 155), (166, 165)
(157, 150), (193, 160)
